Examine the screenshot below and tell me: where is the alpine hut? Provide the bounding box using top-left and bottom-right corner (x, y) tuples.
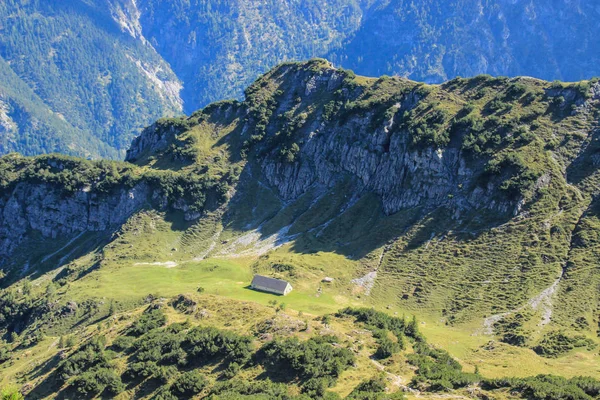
(250, 275), (293, 296)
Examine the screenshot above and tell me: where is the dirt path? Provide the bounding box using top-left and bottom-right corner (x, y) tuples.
(482, 271), (562, 334)
(369, 359), (414, 392)
(134, 261), (178, 268)
(41, 231), (86, 263)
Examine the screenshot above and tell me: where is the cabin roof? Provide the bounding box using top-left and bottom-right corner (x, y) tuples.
(251, 275), (290, 292)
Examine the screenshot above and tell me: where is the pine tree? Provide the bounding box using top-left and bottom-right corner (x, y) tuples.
(406, 315), (419, 337)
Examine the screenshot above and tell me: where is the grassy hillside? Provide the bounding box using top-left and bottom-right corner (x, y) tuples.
(3, 291), (600, 399)
(1, 60), (600, 397)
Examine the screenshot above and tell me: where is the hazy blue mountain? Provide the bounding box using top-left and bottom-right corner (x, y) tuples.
(328, 0), (600, 83)
(0, 0), (183, 158)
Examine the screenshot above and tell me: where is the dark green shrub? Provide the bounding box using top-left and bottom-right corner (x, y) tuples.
(184, 326), (253, 365)
(262, 336), (354, 380)
(155, 365), (179, 384)
(570, 376), (600, 397)
(133, 330), (185, 365)
(209, 379), (294, 399)
(58, 336), (109, 382)
(127, 308), (167, 337)
(0, 345), (11, 363)
(126, 361), (159, 380)
(112, 335), (135, 352)
(375, 336), (402, 359)
(71, 368), (124, 396)
(408, 341), (478, 391)
(301, 376), (336, 398)
(171, 370), (207, 397)
(533, 332), (596, 358)
(223, 361), (241, 379)
(337, 308), (414, 339)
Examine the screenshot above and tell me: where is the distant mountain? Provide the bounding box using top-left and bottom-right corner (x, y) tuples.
(328, 0), (600, 83)
(0, 0), (183, 158)
(2, 0), (600, 158)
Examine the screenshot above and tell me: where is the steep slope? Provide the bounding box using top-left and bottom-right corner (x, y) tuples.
(0, 56), (113, 157)
(329, 0), (600, 83)
(0, 0), (183, 158)
(0, 61), (599, 388)
(135, 0), (376, 113)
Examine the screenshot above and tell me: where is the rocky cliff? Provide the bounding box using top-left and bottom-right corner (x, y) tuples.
(0, 182), (153, 257)
(254, 65), (515, 216)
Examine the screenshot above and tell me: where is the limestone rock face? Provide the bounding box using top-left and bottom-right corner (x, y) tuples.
(126, 122), (179, 162)
(260, 124), (508, 216)
(257, 67), (512, 216)
(0, 182), (153, 258)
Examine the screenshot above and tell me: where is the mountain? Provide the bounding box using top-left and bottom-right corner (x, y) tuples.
(0, 0), (183, 158)
(0, 61), (599, 397)
(328, 0), (600, 83)
(134, 0), (375, 113)
(3, 0), (600, 158)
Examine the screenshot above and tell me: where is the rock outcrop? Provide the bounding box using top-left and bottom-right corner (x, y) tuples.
(0, 182), (154, 259)
(254, 64), (519, 216)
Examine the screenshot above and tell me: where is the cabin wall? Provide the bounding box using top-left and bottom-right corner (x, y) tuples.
(251, 284), (284, 295)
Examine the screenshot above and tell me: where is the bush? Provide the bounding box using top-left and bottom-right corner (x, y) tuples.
(375, 336), (402, 359)
(71, 368), (124, 396)
(505, 83), (528, 100)
(262, 336), (354, 380)
(570, 376), (600, 397)
(483, 152), (542, 197)
(184, 326), (253, 365)
(223, 361), (240, 379)
(58, 336), (109, 382)
(0, 344), (12, 363)
(127, 308), (167, 337)
(533, 332), (596, 358)
(209, 379), (294, 399)
(133, 329), (185, 365)
(408, 342), (478, 391)
(171, 370), (207, 397)
(126, 361), (159, 380)
(338, 308), (418, 340)
(301, 376), (336, 397)
(112, 335), (135, 352)
(348, 377), (405, 400)
(154, 386), (179, 400)
(156, 365), (179, 384)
